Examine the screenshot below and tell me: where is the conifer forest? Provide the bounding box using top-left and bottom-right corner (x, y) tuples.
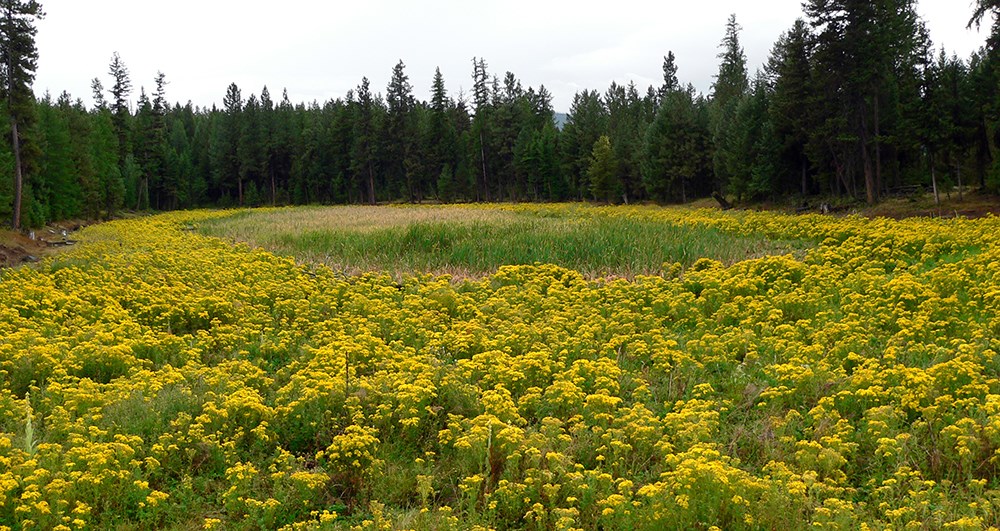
(3, 2), (1000, 228)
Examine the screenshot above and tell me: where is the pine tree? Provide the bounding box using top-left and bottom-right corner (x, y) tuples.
(220, 82), (243, 204)
(270, 89), (295, 204)
(490, 71), (528, 200)
(767, 19), (815, 196)
(238, 93), (265, 206)
(804, 0), (930, 203)
(131, 88), (153, 209)
(385, 60), (416, 200)
(922, 50), (976, 202)
(36, 93), (79, 220)
(0, 134), (12, 222)
(524, 122), (559, 200)
(471, 57), (492, 200)
(562, 90), (607, 200)
(0, 0), (43, 228)
(107, 52), (132, 186)
(351, 77), (378, 205)
(62, 95), (100, 218)
(729, 74), (781, 200)
(91, 77), (106, 111)
(605, 82), (648, 203)
(656, 51), (680, 104)
(969, 1), (1000, 189)
(969, 0), (1000, 46)
(91, 98), (122, 218)
(588, 135), (618, 202)
(710, 14), (749, 195)
(643, 85), (707, 203)
(259, 86), (276, 205)
(147, 72), (169, 208)
(428, 67), (458, 200)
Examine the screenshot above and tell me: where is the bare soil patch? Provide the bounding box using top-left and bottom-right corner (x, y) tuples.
(0, 220), (90, 268)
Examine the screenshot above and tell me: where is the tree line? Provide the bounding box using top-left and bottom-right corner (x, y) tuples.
(2, 0), (999, 228)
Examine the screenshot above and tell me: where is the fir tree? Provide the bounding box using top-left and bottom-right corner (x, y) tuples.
(588, 135), (618, 202)
(0, 0), (43, 228)
(107, 52), (132, 183)
(710, 14), (749, 195)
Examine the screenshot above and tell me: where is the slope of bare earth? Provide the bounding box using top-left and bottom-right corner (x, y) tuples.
(0, 221), (88, 268)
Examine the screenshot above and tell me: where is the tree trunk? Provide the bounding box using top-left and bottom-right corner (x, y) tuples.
(238, 176), (243, 206)
(801, 158), (808, 197)
(367, 164), (375, 206)
(712, 191), (731, 210)
(861, 114), (876, 205)
(479, 131), (490, 202)
(270, 167), (276, 206)
(931, 153), (940, 207)
(11, 117), (23, 230)
(956, 159), (963, 202)
(874, 94), (883, 197)
(136, 178), (148, 211)
(976, 114), (990, 188)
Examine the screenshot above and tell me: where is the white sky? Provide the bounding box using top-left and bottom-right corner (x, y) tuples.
(34, 0), (990, 112)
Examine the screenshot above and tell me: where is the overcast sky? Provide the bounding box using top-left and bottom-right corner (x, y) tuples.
(34, 0), (990, 113)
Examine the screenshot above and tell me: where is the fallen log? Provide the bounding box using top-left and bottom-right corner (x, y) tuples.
(712, 192), (733, 210)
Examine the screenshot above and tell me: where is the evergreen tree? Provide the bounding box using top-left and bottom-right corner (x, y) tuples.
(969, 0), (1000, 50)
(150, 73), (169, 206)
(644, 54), (714, 204)
(968, 1), (1000, 189)
(131, 88), (153, 209)
(767, 20), (815, 196)
(351, 77), (378, 204)
(588, 135), (619, 202)
(291, 102), (323, 204)
(922, 50), (976, 202)
(107, 52), (132, 187)
(385, 60), (416, 200)
(91, 99), (122, 218)
(0, 133), (12, 222)
(804, 0), (930, 203)
(471, 57), (492, 200)
(428, 67), (458, 199)
(491, 71), (527, 200)
(271, 89), (295, 204)
(656, 51), (680, 104)
(529, 122), (560, 200)
(729, 74), (782, 200)
(562, 90), (607, 199)
(36, 93), (78, 220)
(91, 77), (106, 111)
(62, 94), (100, 218)
(5, 36), (999, 222)
(436, 164), (454, 205)
(0, 0), (43, 228)
(219, 82), (243, 204)
(710, 14), (750, 195)
(605, 82), (648, 203)
(643, 85), (709, 203)
(238, 93), (265, 206)
(259, 86), (276, 205)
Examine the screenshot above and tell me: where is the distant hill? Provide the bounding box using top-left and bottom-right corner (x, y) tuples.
(553, 112), (569, 130)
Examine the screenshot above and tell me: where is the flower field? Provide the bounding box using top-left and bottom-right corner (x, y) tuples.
(1, 205), (1000, 530)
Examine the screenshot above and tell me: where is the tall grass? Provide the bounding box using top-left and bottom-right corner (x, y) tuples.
(200, 205), (804, 279)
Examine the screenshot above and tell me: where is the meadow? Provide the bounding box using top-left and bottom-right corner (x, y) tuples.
(1, 204), (999, 530)
(197, 205), (804, 280)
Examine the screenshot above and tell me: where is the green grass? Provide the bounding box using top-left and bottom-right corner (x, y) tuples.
(199, 205), (806, 279)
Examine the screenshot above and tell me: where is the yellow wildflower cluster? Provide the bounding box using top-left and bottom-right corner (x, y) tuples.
(0, 206), (999, 529)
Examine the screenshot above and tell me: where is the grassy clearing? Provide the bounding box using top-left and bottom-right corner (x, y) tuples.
(199, 205), (806, 279)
